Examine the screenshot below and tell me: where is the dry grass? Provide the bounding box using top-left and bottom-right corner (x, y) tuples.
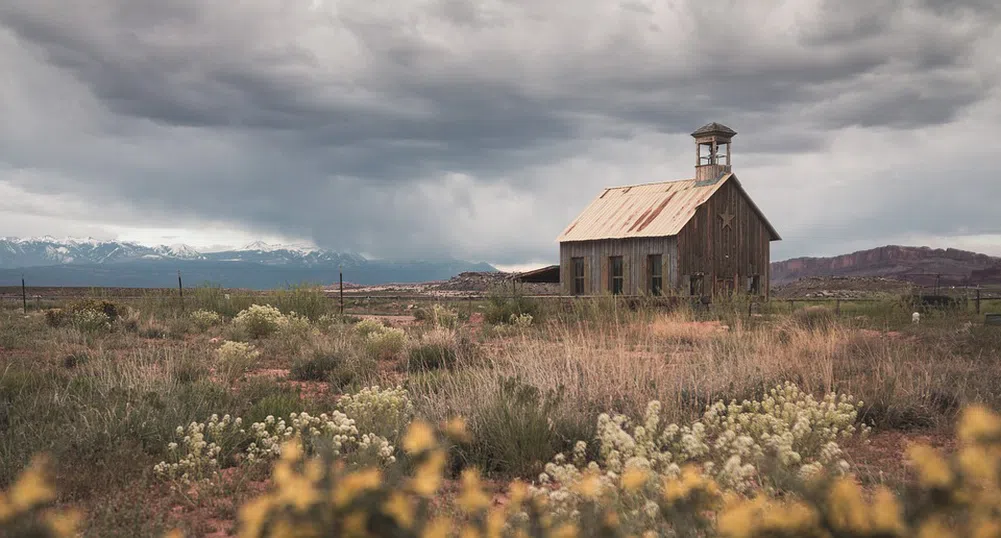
(3, 293), (1000, 535)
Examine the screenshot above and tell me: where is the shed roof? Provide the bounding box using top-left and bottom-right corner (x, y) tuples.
(556, 173), (780, 243)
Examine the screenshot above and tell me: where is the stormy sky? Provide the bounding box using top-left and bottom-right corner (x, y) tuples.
(1, 0), (999, 269)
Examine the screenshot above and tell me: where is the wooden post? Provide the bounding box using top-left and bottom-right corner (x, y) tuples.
(976, 288), (981, 315)
(21, 275), (27, 314)
(339, 268), (344, 316)
(177, 271), (184, 312)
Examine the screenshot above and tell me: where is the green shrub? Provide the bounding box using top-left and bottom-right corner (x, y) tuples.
(189, 309), (223, 330)
(290, 353), (343, 382)
(44, 308), (67, 328)
(66, 299), (121, 323)
(215, 340), (260, 383)
(70, 309), (112, 333)
(354, 318), (386, 338)
(364, 327), (407, 360)
(335, 385), (415, 442)
(484, 293), (540, 325)
(405, 328), (458, 372)
(232, 304), (286, 339)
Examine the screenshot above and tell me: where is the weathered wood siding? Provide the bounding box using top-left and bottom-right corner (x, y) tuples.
(560, 237), (678, 295)
(675, 178), (772, 298)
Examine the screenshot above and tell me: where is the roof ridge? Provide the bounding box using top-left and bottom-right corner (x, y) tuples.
(603, 177), (695, 190)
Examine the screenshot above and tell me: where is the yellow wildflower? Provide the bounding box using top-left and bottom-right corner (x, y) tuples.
(457, 469), (491, 512)
(603, 510), (620, 528)
(907, 443), (953, 489)
(460, 524), (481, 538)
(973, 520), (1001, 538)
(382, 492), (415, 529)
(422, 517), (451, 538)
(959, 405), (1001, 445)
(411, 450), (446, 496)
(870, 486), (907, 536)
(507, 480), (529, 509)
(662, 465), (705, 503)
(343, 512), (369, 538)
(332, 468), (382, 508)
(275, 473), (319, 511)
(917, 516), (957, 538)
(551, 523), (578, 538)
(573, 471), (602, 499)
(0, 493), (12, 522)
(621, 467), (648, 491)
(403, 421), (436, 454)
(717, 496), (766, 538)
(46, 508), (83, 538)
(758, 500), (820, 534)
(238, 495), (276, 538)
(9, 457), (56, 511)
(485, 508), (507, 538)
(445, 417), (472, 443)
(279, 439), (303, 463)
(958, 445), (1001, 484)
(827, 477), (869, 533)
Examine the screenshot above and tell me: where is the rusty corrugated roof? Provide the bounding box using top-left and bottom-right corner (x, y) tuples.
(555, 172), (780, 242)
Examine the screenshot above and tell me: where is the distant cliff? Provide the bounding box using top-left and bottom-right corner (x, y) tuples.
(770, 245), (1001, 287)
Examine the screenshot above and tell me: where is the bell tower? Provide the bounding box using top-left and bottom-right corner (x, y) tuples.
(692, 122), (736, 182)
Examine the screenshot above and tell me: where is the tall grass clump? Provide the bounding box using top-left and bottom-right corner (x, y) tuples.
(272, 283), (329, 321)
(463, 376), (586, 477)
(405, 328), (458, 372)
(484, 290), (541, 325)
(188, 283), (254, 318)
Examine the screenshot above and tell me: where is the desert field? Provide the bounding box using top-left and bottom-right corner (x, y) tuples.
(2, 284), (1001, 537)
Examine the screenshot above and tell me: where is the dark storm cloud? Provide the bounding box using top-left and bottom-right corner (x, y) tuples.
(0, 0), (999, 263)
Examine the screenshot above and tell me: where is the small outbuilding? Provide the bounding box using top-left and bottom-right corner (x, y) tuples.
(556, 123), (781, 299)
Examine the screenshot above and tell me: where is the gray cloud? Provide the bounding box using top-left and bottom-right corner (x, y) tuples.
(1, 0), (999, 265)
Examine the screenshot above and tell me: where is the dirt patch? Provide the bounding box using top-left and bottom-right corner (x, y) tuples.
(842, 428), (955, 488)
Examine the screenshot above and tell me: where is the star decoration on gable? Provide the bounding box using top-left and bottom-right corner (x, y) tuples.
(719, 211), (734, 230)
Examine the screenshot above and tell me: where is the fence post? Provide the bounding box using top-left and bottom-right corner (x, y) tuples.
(21, 275), (27, 314)
(339, 268), (344, 316)
(976, 288), (981, 315)
(177, 270), (184, 312)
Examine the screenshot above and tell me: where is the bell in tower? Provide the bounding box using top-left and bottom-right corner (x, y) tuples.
(692, 122), (736, 183)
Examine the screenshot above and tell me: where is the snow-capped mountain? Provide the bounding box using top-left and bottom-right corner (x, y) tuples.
(0, 237), (159, 266)
(0, 237), (497, 288)
(206, 241), (367, 267)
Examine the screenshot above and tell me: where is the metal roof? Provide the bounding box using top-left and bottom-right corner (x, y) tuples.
(556, 173), (781, 243)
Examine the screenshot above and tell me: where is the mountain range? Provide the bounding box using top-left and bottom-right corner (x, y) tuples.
(0, 237), (497, 289)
